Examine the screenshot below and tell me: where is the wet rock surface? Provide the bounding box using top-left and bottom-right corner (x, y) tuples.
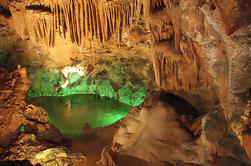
(23, 121), (66, 143)
(0, 66), (85, 165)
(24, 104), (49, 124)
(0, 0), (250, 165)
(201, 107), (251, 165)
(2, 134), (85, 166)
(0, 66), (30, 148)
(114, 99), (203, 164)
(113, 97), (251, 166)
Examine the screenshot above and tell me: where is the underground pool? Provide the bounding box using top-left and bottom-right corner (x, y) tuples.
(28, 94), (132, 137)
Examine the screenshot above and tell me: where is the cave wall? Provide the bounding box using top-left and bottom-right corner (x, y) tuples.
(145, 0), (251, 159)
(0, 0), (155, 106)
(27, 55), (152, 106)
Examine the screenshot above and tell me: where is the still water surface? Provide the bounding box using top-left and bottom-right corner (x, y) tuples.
(28, 94), (132, 137)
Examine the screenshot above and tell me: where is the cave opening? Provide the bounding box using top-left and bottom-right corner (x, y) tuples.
(148, 91), (204, 139)
(159, 92), (201, 117)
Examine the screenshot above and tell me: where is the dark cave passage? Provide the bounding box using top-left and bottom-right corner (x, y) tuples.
(159, 92), (201, 117)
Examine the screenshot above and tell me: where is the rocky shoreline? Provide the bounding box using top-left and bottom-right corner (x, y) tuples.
(0, 66), (86, 165)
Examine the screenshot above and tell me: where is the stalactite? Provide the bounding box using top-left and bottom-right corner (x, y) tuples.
(107, 7), (112, 36)
(42, 19), (47, 47)
(114, 5), (117, 36)
(106, 8), (110, 40)
(26, 0), (145, 46)
(74, 0), (80, 45)
(84, 0), (88, 38)
(117, 7), (121, 42)
(112, 6), (116, 33)
(153, 51), (162, 87)
(100, 4), (105, 41)
(95, 1), (101, 41)
(103, 9), (107, 41)
(87, 0), (91, 39)
(70, 0), (75, 43)
(152, 0), (166, 10)
(49, 22), (52, 46)
(80, 0), (84, 40)
(37, 20), (42, 39)
(90, 0), (95, 40)
(34, 26), (39, 41)
(56, 4), (59, 31)
(92, 1), (97, 38)
(52, 5), (56, 46)
(0, 0), (9, 9)
(61, 9), (66, 38)
(64, 4), (70, 39)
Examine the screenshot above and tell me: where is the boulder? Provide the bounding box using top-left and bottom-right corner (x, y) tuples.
(24, 104), (49, 124)
(35, 148), (67, 162)
(241, 133), (251, 160)
(5, 134), (86, 166)
(23, 121), (65, 143)
(0, 113), (24, 148)
(32, 147), (86, 166)
(113, 101), (199, 164)
(201, 107), (251, 165)
(16, 134), (36, 145)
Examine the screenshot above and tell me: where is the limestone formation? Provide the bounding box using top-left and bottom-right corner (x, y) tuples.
(0, 66), (30, 148)
(5, 0), (147, 46)
(24, 104), (49, 124)
(0, 0), (250, 165)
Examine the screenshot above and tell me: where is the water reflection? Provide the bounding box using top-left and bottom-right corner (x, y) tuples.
(28, 94), (132, 137)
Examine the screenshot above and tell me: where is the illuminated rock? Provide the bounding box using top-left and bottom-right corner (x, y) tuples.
(0, 0), (250, 165)
(24, 104), (49, 124)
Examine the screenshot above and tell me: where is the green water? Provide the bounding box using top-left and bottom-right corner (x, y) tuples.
(28, 94), (132, 137)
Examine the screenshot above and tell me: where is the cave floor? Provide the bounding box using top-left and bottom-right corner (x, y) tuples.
(69, 118), (148, 166)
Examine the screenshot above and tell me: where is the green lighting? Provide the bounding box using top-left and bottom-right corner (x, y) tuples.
(28, 94), (132, 137)
(20, 126), (25, 133)
(27, 67), (147, 106)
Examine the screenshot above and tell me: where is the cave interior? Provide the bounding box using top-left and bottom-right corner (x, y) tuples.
(0, 0), (250, 166)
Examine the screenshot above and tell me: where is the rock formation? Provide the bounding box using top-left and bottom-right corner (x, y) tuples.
(0, 0), (250, 165)
(0, 66), (30, 148)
